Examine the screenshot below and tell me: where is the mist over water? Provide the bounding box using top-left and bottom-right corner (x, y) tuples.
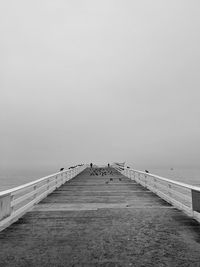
(1, 165), (200, 192)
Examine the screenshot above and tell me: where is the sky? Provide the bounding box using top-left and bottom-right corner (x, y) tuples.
(1, 0), (200, 177)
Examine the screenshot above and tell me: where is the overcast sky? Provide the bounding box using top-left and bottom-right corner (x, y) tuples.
(1, 0), (200, 175)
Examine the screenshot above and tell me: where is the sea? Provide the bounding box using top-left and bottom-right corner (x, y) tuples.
(0, 168), (56, 192)
(0, 167), (200, 192)
(149, 168), (200, 186)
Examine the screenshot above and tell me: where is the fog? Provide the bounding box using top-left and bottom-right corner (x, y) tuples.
(1, 0), (200, 176)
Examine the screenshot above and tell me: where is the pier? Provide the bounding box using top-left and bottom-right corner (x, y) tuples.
(1, 165), (200, 266)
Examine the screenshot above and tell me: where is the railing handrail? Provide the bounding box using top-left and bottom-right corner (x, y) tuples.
(124, 168), (200, 191)
(0, 164), (87, 232)
(0, 168), (79, 197)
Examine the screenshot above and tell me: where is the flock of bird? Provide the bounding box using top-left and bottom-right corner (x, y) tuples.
(90, 167), (113, 176)
(89, 167), (122, 184)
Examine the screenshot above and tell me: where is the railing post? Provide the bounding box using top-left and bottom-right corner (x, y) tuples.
(154, 178), (157, 193)
(61, 173), (64, 185)
(191, 189), (200, 220)
(135, 172), (137, 181)
(144, 174), (147, 187)
(0, 194), (11, 221)
(47, 179), (50, 191)
(34, 185), (37, 200)
(11, 195), (14, 214)
(168, 184), (172, 198)
(55, 175), (58, 188)
(139, 173), (141, 183)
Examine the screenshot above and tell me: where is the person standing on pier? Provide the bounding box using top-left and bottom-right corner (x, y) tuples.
(90, 163), (93, 169)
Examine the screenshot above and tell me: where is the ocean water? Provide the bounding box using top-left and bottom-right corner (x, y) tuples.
(0, 168), (56, 192)
(0, 167), (200, 192)
(149, 168), (200, 186)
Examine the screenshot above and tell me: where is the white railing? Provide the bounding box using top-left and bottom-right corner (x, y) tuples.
(116, 167), (200, 223)
(0, 164), (87, 232)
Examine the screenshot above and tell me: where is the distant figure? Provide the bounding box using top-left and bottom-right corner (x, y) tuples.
(90, 163), (93, 169)
(108, 163), (110, 167)
(145, 170), (149, 173)
(60, 168), (64, 171)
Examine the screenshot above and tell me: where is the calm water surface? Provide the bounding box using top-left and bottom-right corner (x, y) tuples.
(150, 168), (200, 186)
(0, 168), (56, 192)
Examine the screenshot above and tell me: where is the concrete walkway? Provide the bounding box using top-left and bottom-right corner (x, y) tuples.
(0, 168), (200, 266)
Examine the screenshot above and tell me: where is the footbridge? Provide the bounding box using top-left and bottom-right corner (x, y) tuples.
(1, 164), (200, 266)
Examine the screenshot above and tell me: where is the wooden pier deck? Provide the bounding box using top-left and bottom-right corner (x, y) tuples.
(1, 167), (200, 266)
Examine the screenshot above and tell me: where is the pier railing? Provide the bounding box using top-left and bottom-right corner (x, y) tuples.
(117, 167), (200, 223)
(0, 165), (86, 232)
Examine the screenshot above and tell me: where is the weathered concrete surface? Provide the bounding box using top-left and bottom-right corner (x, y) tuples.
(0, 167), (200, 266)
